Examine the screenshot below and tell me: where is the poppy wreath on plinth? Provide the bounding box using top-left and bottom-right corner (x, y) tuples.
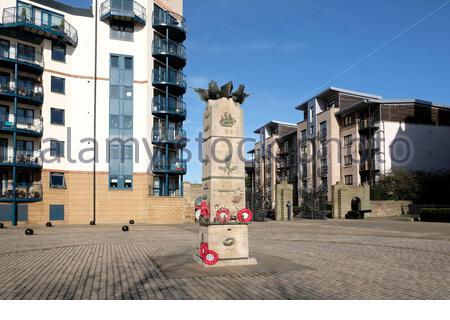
(216, 208), (231, 224)
(237, 208), (253, 223)
(203, 250), (219, 266)
(199, 242), (209, 259)
(200, 201), (210, 219)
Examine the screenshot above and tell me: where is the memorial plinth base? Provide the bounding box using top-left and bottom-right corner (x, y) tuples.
(195, 223), (257, 268)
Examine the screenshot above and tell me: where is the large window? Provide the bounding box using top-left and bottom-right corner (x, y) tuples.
(51, 76), (65, 93)
(343, 114), (356, 127)
(50, 172), (66, 189)
(110, 22), (134, 41)
(344, 135), (353, 147)
(345, 175), (353, 186)
(51, 41), (66, 62)
(344, 155), (353, 166)
(51, 108), (65, 125)
(50, 140), (65, 157)
(17, 108), (34, 124)
(17, 43), (35, 63)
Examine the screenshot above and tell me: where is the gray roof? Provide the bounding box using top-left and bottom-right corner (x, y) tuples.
(253, 120), (297, 134)
(295, 87), (382, 110)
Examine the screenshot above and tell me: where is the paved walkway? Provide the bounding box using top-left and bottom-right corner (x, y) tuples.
(0, 220), (449, 299)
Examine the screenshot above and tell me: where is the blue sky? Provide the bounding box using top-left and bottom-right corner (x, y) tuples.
(62, 0), (450, 183)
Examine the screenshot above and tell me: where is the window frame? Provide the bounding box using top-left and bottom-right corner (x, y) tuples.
(51, 41), (66, 62)
(344, 134), (353, 147)
(50, 172), (66, 189)
(50, 140), (65, 157)
(345, 175), (353, 186)
(50, 107), (65, 125)
(51, 76), (65, 94)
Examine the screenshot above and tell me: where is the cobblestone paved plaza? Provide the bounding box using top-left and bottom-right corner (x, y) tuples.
(0, 220), (449, 299)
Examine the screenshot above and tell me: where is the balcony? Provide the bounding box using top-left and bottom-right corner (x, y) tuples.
(152, 128), (187, 147)
(1, 6), (78, 47)
(319, 166), (328, 176)
(360, 161), (380, 173)
(153, 9), (186, 42)
(359, 118), (379, 134)
(100, 0), (146, 27)
(0, 114), (43, 137)
(0, 76), (43, 105)
(0, 43), (44, 74)
(0, 182), (42, 203)
(152, 38), (187, 69)
(0, 148), (42, 169)
(153, 158), (187, 175)
(152, 96), (186, 121)
(152, 68), (186, 95)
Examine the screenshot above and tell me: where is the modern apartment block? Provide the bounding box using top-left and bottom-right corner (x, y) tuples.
(253, 121), (297, 210)
(250, 87), (450, 215)
(296, 87), (450, 203)
(0, 0), (190, 226)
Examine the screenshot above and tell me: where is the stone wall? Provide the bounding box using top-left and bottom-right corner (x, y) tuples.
(331, 182), (371, 219)
(276, 181), (293, 221)
(370, 200), (411, 218)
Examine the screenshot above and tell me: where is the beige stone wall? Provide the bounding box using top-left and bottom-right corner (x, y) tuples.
(276, 181), (293, 221)
(331, 182), (371, 219)
(25, 170), (193, 225)
(370, 200), (411, 218)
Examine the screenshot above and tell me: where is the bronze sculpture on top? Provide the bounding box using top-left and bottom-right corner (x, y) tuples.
(194, 81), (249, 104)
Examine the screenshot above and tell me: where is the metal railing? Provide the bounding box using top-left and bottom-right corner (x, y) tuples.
(152, 38), (186, 61)
(100, 0), (146, 24)
(152, 68), (187, 89)
(359, 117), (379, 131)
(153, 9), (187, 33)
(153, 158), (187, 174)
(0, 182), (42, 200)
(0, 43), (44, 68)
(152, 128), (187, 145)
(0, 147), (42, 166)
(0, 114), (43, 134)
(152, 96), (186, 117)
(0, 76), (43, 102)
(2, 6), (78, 46)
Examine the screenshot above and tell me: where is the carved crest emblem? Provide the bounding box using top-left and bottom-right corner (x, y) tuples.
(220, 112), (236, 127)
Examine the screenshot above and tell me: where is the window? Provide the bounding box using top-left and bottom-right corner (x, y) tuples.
(51, 76), (65, 93)
(17, 108), (33, 124)
(124, 176), (132, 188)
(321, 177), (328, 193)
(17, 43), (35, 63)
(50, 140), (65, 157)
(0, 39), (9, 59)
(110, 177), (118, 188)
(344, 135), (352, 147)
(344, 155), (353, 166)
(110, 55), (119, 68)
(343, 114), (356, 127)
(124, 57), (133, 69)
(50, 172), (66, 189)
(345, 175), (353, 186)
(51, 108), (65, 125)
(52, 41), (66, 62)
(110, 22), (134, 41)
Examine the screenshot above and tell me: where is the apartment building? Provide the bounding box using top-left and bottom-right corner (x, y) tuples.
(253, 121), (297, 210)
(0, 0), (189, 226)
(296, 87), (450, 203)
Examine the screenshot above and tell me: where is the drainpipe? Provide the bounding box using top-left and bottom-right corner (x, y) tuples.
(12, 63), (18, 226)
(93, 0), (98, 224)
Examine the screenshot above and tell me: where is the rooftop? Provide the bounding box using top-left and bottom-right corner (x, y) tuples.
(253, 120), (297, 134)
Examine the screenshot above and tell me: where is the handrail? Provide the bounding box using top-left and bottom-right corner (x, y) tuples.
(0, 42), (44, 68)
(0, 113), (43, 133)
(100, 0), (146, 23)
(152, 38), (186, 60)
(0, 182), (43, 200)
(152, 96), (186, 115)
(152, 68), (186, 88)
(2, 6), (78, 46)
(0, 147), (42, 166)
(0, 76), (43, 101)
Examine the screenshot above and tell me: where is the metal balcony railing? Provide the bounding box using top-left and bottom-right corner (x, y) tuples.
(152, 128), (187, 146)
(152, 68), (187, 90)
(0, 76), (43, 103)
(152, 38), (187, 62)
(153, 158), (187, 174)
(1, 6), (78, 46)
(100, 0), (146, 26)
(0, 182), (42, 201)
(153, 9), (187, 34)
(0, 114), (43, 135)
(152, 96), (186, 119)
(0, 43), (44, 69)
(0, 147), (42, 167)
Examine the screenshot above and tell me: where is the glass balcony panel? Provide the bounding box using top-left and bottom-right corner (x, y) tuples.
(0, 182), (42, 201)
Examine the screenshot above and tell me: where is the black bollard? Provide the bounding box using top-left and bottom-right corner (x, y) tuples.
(122, 225), (129, 232)
(25, 228), (34, 236)
(46, 222), (52, 227)
(129, 220), (135, 225)
(90, 221), (96, 226)
(0, 223), (4, 229)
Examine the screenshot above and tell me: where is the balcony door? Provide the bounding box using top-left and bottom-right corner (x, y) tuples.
(0, 40), (9, 59)
(0, 138), (7, 162)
